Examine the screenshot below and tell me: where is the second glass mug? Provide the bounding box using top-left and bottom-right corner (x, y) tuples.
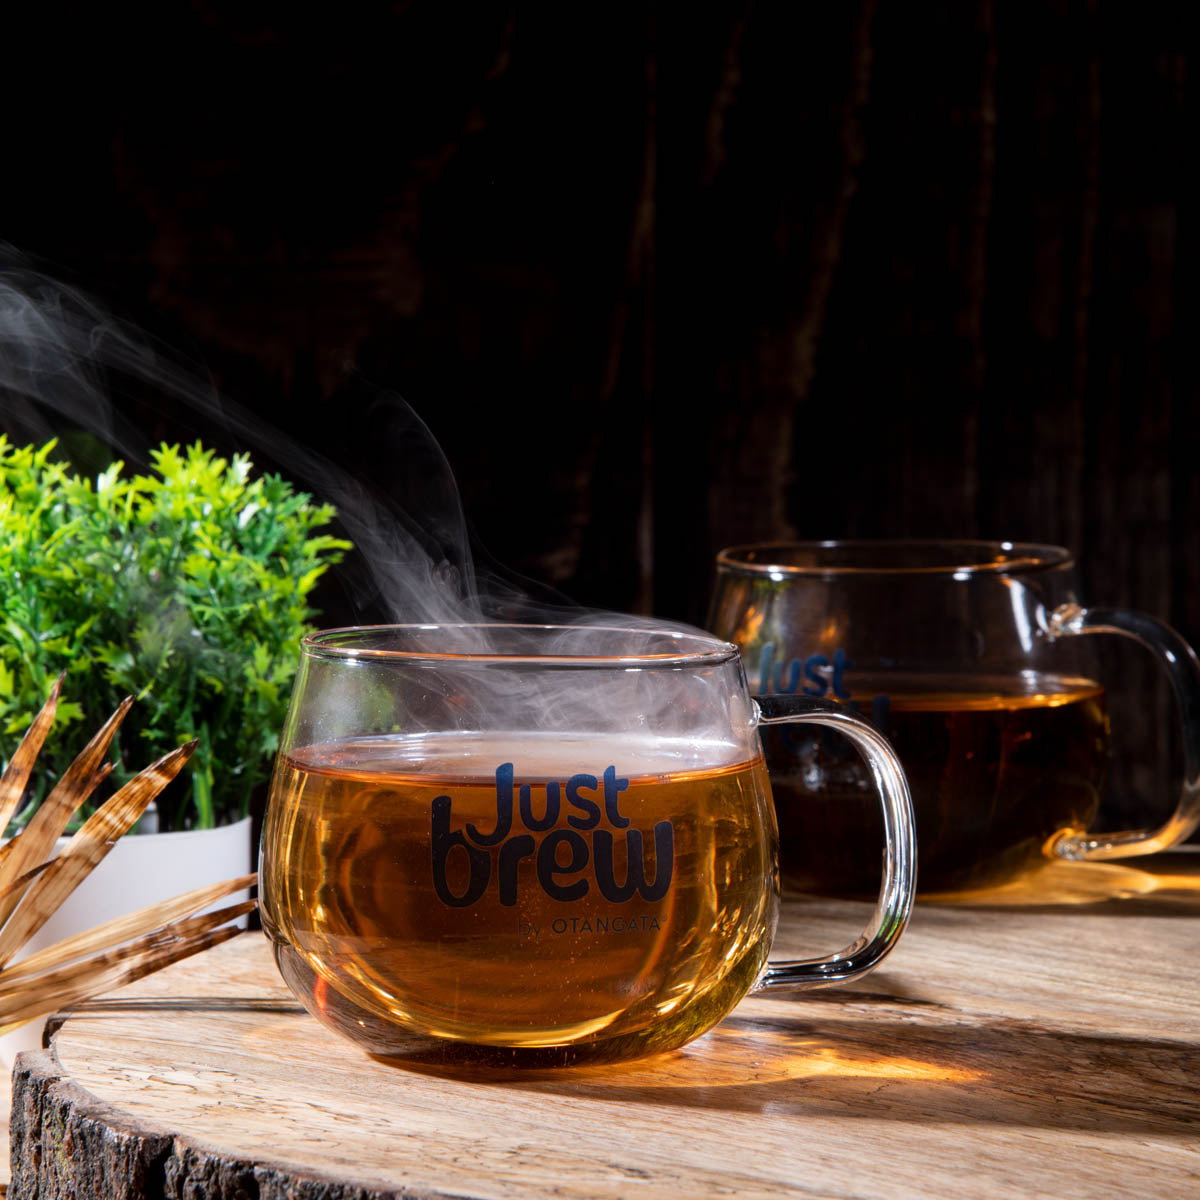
(259, 623), (915, 1066)
(708, 540), (1200, 895)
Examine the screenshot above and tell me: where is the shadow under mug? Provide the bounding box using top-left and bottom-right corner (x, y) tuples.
(707, 540), (1200, 895)
(258, 623), (916, 1066)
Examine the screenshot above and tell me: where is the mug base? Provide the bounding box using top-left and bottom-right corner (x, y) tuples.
(269, 938), (766, 1069)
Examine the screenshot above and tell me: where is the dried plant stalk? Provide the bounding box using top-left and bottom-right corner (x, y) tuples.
(2, 873), (257, 985)
(0, 686), (256, 1039)
(0, 861), (51, 906)
(0, 741), (198, 969)
(0, 695), (132, 927)
(0, 897), (256, 1033)
(0, 924), (246, 1037)
(0, 675), (61, 835)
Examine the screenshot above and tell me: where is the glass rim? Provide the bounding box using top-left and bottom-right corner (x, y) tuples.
(714, 539), (1075, 578)
(301, 623), (740, 668)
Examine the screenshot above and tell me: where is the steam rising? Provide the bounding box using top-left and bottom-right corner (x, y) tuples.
(1, 246), (727, 677)
(1, 245), (499, 636)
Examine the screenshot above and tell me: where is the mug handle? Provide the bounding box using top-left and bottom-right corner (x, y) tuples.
(751, 694), (916, 990)
(1046, 603), (1200, 860)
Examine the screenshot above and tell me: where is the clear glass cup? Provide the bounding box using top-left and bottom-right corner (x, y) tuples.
(259, 623), (915, 1066)
(708, 540), (1200, 895)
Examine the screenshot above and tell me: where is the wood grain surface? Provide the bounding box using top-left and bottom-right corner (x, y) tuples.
(7, 851), (1200, 1199)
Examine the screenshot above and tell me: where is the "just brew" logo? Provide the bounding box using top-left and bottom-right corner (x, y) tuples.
(431, 764), (674, 908)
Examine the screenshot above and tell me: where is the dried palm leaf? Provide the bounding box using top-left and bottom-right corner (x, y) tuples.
(0, 900), (256, 1031)
(0, 685), (256, 1039)
(0, 675), (61, 835)
(0, 695), (132, 926)
(1, 873), (256, 985)
(0, 740), (197, 968)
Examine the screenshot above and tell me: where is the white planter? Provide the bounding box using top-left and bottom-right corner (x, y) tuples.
(0, 816), (254, 1068)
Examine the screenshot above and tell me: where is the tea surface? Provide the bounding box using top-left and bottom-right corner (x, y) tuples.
(764, 672), (1109, 894)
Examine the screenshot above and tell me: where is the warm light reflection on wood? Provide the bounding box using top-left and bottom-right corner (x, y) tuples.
(535, 1020), (982, 1089)
(712, 1041), (981, 1085)
(924, 853), (1200, 908)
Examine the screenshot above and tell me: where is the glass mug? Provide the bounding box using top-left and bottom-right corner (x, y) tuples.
(708, 540), (1200, 895)
(259, 623), (915, 1066)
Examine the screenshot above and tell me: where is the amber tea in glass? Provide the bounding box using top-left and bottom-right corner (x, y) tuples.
(259, 624), (916, 1065)
(709, 541), (1200, 895)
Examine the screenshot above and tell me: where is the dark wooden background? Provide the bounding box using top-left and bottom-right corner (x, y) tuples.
(2, 2), (1195, 824)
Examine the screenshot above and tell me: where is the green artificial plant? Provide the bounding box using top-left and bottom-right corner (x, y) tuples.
(0, 438), (351, 831)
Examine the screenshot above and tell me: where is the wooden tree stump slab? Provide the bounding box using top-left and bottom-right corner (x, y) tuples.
(9, 853), (1200, 1199)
